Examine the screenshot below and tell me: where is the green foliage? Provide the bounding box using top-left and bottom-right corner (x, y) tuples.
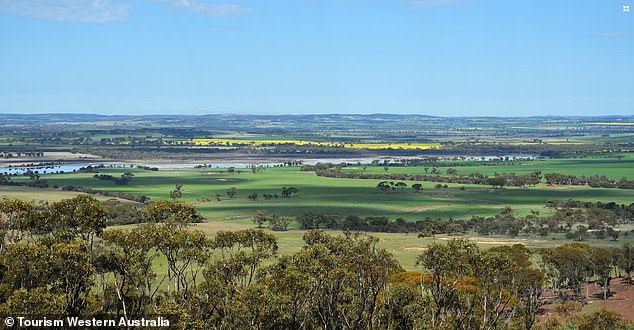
(618, 243), (634, 284)
(169, 184), (183, 201)
(93, 172), (134, 185)
(541, 243), (592, 299)
(257, 211), (291, 231)
(142, 200), (203, 225)
(416, 239), (546, 329)
(2, 195), (634, 328)
(44, 195), (108, 250)
(3, 288), (65, 318)
(577, 309), (631, 330)
(0, 199), (37, 245)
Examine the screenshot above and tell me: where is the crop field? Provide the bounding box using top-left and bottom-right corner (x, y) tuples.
(2, 115), (634, 292)
(9, 155), (633, 225)
(342, 155), (634, 180)
(188, 138), (442, 150)
(5, 136), (633, 297)
(4, 0), (634, 322)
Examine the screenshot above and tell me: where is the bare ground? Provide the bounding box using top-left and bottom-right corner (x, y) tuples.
(436, 236), (549, 246)
(0, 151), (104, 166)
(537, 277), (634, 325)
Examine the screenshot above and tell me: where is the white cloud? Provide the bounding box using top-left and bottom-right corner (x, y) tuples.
(0, 0), (252, 23)
(0, 0), (129, 23)
(408, 0), (468, 9)
(147, 0), (253, 16)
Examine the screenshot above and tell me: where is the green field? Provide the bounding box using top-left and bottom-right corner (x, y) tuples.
(11, 156), (634, 224)
(5, 155), (634, 273)
(342, 155), (634, 180)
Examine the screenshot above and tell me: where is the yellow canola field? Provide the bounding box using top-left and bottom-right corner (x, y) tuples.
(189, 139), (441, 150)
(346, 143), (441, 150)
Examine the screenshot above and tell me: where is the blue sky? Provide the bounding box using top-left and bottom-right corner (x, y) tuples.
(0, 0), (632, 116)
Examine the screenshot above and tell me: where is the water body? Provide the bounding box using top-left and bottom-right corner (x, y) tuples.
(0, 165), (88, 175)
(0, 154), (537, 175)
(0, 163), (288, 174)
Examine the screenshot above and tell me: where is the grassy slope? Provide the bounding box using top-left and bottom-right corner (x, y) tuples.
(113, 223), (634, 273)
(0, 185), (133, 203)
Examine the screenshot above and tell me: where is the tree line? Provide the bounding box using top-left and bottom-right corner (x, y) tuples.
(422, 205), (632, 241)
(0, 171), (150, 203)
(2, 196), (634, 328)
(289, 203), (634, 241)
(312, 169), (543, 188)
(311, 168), (634, 190)
(544, 173), (634, 189)
(93, 172), (134, 185)
(296, 211), (421, 233)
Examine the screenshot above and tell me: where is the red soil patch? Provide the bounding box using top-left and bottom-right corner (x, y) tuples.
(594, 278), (634, 322)
(537, 277), (634, 325)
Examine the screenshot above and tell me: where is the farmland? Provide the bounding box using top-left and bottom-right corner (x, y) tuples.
(4, 0), (634, 324)
(2, 114), (634, 327)
(4, 152), (634, 273)
(341, 156), (634, 180)
(6, 156), (634, 221)
(2, 113), (633, 236)
(189, 138), (442, 150)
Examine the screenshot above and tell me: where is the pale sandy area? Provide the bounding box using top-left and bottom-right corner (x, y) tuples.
(0, 151), (104, 166)
(437, 236), (549, 245)
(403, 247), (428, 252)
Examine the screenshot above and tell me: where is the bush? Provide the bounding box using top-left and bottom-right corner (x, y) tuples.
(577, 309), (630, 330)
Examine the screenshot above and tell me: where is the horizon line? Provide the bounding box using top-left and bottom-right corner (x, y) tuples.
(1, 112), (633, 119)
